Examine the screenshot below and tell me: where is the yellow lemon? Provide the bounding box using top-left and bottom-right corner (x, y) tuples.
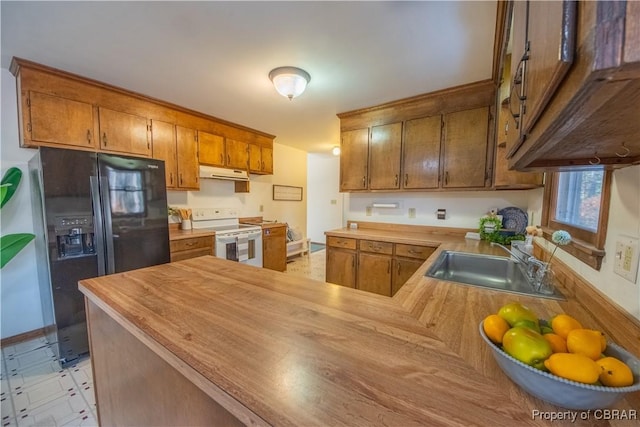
(543, 333), (568, 353)
(597, 357), (635, 387)
(551, 314), (583, 339)
(483, 314), (510, 345)
(544, 353), (600, 384)
(566, 329), (603, 360)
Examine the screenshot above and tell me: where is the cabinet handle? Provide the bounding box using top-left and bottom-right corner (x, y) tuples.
(444, 171), (449, 185)
(179, 173), (183, 185)
(397, 262), (401, 274)
(394, 174), (398, 187)
(227, 154), (231, 164)
(169, 173), (174, 185)
(102, 132), (108, 146)
(362, 176), (366, 188)
(220, 153), (224, 164)
(86, 130), (92, 144)
(387, 260), (391, 274)
(404, 174), (408, 186)
(186, 242), (195, 247)
(262, 161), (265, 170)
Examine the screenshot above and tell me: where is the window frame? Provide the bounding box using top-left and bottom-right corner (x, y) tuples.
(541, 169), (612, 270)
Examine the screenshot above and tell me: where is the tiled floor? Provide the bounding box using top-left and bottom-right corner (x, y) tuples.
(1, 337), (97, 427)
(0, 249), (326, 426)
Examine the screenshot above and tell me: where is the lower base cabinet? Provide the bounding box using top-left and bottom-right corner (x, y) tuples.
(263, 225), (287, 272)
(170, 236), (214, 262)
(326, 237), (435, 296)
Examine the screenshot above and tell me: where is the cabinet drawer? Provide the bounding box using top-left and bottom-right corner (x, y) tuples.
(170, 247), (213, 262)
(359, 240), (393, 255)
(170, 236), (213, 253)
(395, 244), (435, 260)
(327, 236), (356, 250)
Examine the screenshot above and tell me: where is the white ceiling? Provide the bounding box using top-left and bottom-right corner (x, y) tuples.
(1, 1), (497, 154)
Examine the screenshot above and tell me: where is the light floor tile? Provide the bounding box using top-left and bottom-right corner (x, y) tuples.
(5, 347), (56, 373)
(1, 416), (18, 427)
(11, 373), (77, 415)
(2, 338), (50, 359)
(13, 392), (92, 427)
(286, 249), (326, 282)
(6, 360), (64, 394)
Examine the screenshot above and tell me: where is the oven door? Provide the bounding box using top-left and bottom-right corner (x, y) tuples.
(215, 231), (262, 267)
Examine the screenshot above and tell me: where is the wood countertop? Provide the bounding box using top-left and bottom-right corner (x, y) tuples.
(169, 227), (216, 241)
(79, 236), (640, 426)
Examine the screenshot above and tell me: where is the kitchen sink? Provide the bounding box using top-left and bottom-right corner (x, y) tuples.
(425, 251), (565, 300)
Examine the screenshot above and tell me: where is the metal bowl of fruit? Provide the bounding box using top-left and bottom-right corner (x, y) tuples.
(479, 320), (640, 410)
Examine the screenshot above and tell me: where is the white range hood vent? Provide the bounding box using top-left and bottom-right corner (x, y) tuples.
(199, 165), (249, 182)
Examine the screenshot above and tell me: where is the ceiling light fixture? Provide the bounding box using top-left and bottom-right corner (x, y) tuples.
(332, 146), (341, 156)
(269, 66), (311, 100)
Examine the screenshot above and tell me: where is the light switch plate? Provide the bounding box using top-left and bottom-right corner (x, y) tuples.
(613, 236), (639, 283)
(408, 208), (416, 218)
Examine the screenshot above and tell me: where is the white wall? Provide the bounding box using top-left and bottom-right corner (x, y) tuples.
(167, 143), (307, 232)
(534, 166), (640, 320)
(1, 68), (44, 338)
(345, 190), (534, 229)
(307, 153), (342, 243)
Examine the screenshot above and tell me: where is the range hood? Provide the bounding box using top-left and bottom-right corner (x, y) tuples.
(199, 165), (249, 181)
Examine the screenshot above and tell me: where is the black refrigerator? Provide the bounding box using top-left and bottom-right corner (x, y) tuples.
(29, 147), (170, 367)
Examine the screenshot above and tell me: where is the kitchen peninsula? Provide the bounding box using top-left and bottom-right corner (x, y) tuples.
(79, 238), (640, 426)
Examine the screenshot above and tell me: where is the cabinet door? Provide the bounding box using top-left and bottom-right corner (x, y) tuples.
(27, 91), (95, 149)
(263, 226), (287, 272)
(521, 0), (576, 136)
(248, 144), (262, 173)
(392, 258), (424, 296)
(506, 0), (528, 157)
(442, 107), (490, 189)
(175, 126), (199, 190)
(326, 248), (356, 288)
(151, 120), (178, 189)
(369, 123), (402, 190)
(226, 139), (249, 169)
(357, 253), (392, 296)
(402, 115), (441, 189)
(261, 147), (273, 174)
(340, 128), (369, 191)
(198, 131), (225, 167)
(98, 107), (150, 156)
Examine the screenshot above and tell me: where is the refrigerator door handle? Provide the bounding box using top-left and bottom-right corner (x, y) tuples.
(99, 176), (116, 275)
(90, 176), (106, 276)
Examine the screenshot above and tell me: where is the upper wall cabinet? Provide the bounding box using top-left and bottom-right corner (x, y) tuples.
(499, 0), (640, 170)
(9, 57), (275, 189)
(337, 80), (496, 193)
(249, 144), (273, 175)
(23, 91), (96, 149)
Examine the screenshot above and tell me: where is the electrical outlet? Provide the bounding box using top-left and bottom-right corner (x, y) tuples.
(330, 199), (337, 205)
(366, 206), (372, 216)
(614, 236), (639, 283)
(408, 208), (416, 218)
(259, 205), (264, 212)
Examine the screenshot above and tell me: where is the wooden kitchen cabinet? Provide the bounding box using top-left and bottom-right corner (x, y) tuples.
(225, 138), (249, 170)
(98, 107), (150, 157)
(23, 91), (96, 149)
(340, 128), (369, 191)
(357, 252), (392, 296)
(369, 123), (402, 190)
(198, 131), (225, 167)
(175, 126), (199, 190)
(499, 1), (640, 170)
(262, 225), (287, 272)
(326, 237), (357, 288)
(402, 115), (441, 189)
(249, 144), (273, 174)
(441, 107), (491, 189)
(392, 258), (424, 296)
(151, 120), (178, 189)
(170, 236), (214, 262)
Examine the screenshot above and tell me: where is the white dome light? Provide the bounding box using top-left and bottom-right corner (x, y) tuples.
(269, 66), (311, 100)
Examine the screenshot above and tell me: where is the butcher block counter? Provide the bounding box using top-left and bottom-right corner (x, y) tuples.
(78, 237), (640, 426)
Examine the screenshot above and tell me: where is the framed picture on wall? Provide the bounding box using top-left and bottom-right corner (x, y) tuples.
(273, 185), (303, 201)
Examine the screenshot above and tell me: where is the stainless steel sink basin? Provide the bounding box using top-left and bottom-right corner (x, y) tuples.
(425, 251), (564, 300)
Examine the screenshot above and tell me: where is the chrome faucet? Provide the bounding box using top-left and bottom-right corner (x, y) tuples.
(491, 241), (554, 294)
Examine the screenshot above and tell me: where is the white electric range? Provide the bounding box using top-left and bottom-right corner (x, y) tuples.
(191, 208), (262, 267)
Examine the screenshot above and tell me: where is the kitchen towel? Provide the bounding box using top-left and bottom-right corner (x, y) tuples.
(237, 235), (249, 262)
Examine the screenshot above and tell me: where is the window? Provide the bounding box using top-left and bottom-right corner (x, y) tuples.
(542, 169), (611, 270)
